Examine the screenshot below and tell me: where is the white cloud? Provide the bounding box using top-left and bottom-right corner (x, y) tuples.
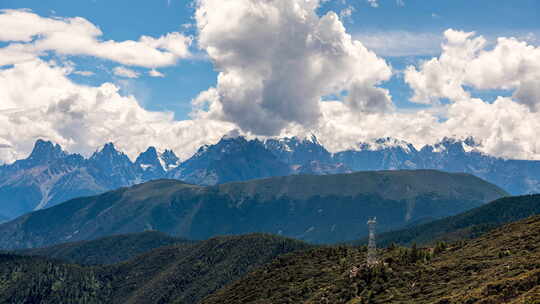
(265, 95), (537, 161)
(396, 0), (405, 7)
(0, 9), (192, 68)
(113, 66), (140, 78)
(0, 59), (234, 163)
(355, 31), (443, 57)
(339, 6), (355, 19)
(367, 0), (379, 8)
(405, 29), (540, 111)
(149, 69), (165, 77)
(193, 0), (392, 135)
(73, 70), (94, 76)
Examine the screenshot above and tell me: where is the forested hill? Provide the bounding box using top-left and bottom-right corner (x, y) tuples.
(3, 215), (540, 303)
(18, 231), (194, 265)
(201, 215), (540, 303)
(0, 234), (311, 304)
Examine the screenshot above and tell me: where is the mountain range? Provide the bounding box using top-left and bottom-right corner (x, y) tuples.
(2, 135), (539, 220)
(0, 171), (505, 249)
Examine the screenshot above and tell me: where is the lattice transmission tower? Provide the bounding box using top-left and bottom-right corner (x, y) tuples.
(367, 217), (378, 266)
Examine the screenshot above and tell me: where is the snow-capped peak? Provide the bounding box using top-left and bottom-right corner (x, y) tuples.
(356, 137), (415, 153)
(159, 149), (180, 171)
(431, 136), (482, 154)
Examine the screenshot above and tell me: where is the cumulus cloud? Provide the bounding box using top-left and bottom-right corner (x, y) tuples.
(113, 66), (140, 78)
(0, 9), (192, 68)
(0, 59), (234, 163)
(193, 0), (392, 136)
(303, 97), (539, 160)
(405, 29), (540, 110)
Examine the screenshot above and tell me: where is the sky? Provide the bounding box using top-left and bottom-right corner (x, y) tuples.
(0, 0), (539, 162)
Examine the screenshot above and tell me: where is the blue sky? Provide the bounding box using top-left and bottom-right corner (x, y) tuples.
(2, 0), (538, 119)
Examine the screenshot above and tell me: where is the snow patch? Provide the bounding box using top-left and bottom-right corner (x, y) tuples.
(140, 164), (152, 170)
(356, 137), (414, 153)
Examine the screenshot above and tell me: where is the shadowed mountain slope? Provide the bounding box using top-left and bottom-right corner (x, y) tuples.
(369, 194), (540, 247)
(0, 234), (310, 304)
(0, 170), (506, 249)
(19, 231), (193, 265)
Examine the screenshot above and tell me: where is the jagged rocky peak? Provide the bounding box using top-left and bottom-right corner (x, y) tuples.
(136, 147), (160, 165)
(92, 142), (121, 156)
(212, 134), (259, 154)
(218, 133), (249, 145)
(135, 147), (162, 170)
(26, 139), (67, 164)
(90, 142), (132, 166)
(135, 146), (180, 172)
(160, 149), (180, 170)
(464, 136), (480, 147)
(308, 133), (320, 144)
(356, 137), (416, 153)
(265, 134), (324, 150)
(429, 136), (481, 154)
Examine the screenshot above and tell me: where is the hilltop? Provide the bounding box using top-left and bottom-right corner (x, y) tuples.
(202, 215), (540, 303)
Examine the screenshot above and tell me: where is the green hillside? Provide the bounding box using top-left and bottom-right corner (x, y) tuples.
(201, 215), (540, 304)
(0, 170), (506, 249)
(19, 231), (194, 265)
(2, 214), (540, 303)
(369, 194), (540, 247)
(0, 234), (310, 304)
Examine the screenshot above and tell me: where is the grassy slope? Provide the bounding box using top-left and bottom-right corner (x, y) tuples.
(18, 231), (194, 265)
(370, 194), (540, 247)
(0, 170), (507, 249)
(0, 234), (311, 304)
(202, 215), (540, 304)
(216, 170), (507, 202)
